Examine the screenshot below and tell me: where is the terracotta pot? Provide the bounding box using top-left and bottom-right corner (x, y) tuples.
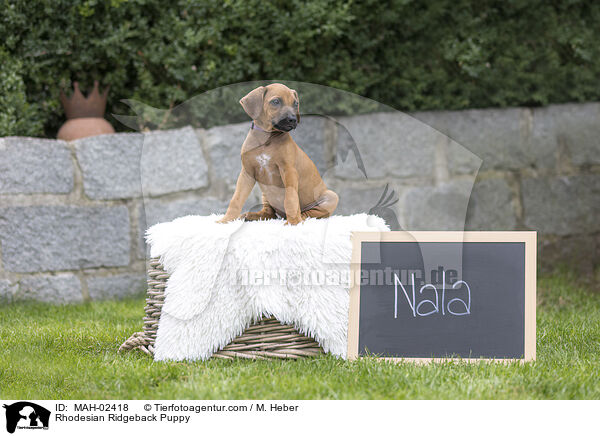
(58, 81), (115, 141)
(57, 117), (115, 141)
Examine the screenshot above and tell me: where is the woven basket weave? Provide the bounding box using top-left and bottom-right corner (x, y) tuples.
(119, 258), (324, 359)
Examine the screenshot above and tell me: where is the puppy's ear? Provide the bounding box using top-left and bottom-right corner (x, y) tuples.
(240, 86), (266, 120)
(292, 89), (300, 124)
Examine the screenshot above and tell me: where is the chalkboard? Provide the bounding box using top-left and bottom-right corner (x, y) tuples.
(348, 232), (536, 362)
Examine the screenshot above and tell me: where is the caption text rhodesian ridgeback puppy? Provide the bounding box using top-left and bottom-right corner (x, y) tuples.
(218, 83), (338, 225)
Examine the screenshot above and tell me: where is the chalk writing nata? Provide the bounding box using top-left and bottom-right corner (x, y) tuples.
(393, 270), (471, 318)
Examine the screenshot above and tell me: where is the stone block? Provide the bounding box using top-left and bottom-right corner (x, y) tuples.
(204, 122), (247, 187)
(415, 108), (556, 172)
(0, 279), (17, 303)
(522, 175), (600, 235)
(0, 137), (73, 194)
(446, 139), (483, 175)
(324, 123), (366, 181)
(465, 178), (516, 230)
(74, 132), (143, 200)
(292, 116), (328, 175)
(332, 183), (396, 217)
(141, 127), (209, 196)
(532, 103), (600, 167)
(402, 179), (474, 230)
(18, 274), (83, 304)
(88, 273), (146, 300)
(0, 205), (130, 273)
(334, 112), (439, 180)
(137, 203), (148, 260)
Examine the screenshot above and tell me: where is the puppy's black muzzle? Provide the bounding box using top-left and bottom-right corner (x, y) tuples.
(274, 116), (297, 132)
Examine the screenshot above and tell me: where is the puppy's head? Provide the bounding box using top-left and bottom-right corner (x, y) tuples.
(240, 83), (300, 132)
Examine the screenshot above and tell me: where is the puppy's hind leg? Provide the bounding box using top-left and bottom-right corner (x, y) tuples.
(301, 190), (339, 220)
(241, 194), (278, 221)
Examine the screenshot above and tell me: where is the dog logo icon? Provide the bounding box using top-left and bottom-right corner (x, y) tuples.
(2, 402), (50, 434)
(368, 184), (400, 230)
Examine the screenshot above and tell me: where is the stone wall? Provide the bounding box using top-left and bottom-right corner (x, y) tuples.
(1, 102), (598, 303)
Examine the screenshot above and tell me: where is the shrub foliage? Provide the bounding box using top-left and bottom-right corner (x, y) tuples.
(2, 0), (599, 136)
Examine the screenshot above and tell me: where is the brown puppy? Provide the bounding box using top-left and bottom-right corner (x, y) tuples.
(218, 83), (338, 225)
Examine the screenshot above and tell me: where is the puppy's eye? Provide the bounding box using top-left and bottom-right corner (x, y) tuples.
(270, 98), (281, 106)
(293, 100), (299, 108)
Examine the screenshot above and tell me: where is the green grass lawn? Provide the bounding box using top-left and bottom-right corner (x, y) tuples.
(1, 272), (599, 400)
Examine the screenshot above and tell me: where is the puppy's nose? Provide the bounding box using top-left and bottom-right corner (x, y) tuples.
(286, 115), (297, 123)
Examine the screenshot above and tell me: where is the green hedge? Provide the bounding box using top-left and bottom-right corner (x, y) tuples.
(2, 0), (600, 137)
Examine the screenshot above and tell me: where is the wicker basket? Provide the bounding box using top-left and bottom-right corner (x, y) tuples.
(119, 258), (324, 359)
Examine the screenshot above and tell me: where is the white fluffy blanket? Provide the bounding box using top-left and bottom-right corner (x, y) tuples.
(147, 214), (388, 361)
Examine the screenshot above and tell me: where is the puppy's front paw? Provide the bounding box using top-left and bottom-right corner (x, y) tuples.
(285, 215), (303, 226)
(217, 216), (235, 224)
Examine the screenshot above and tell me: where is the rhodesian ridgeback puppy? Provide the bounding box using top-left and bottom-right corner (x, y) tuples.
(218, 83), (338, 225)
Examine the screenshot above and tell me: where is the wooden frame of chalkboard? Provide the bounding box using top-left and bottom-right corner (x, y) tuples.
(348, 231), (536, 363)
